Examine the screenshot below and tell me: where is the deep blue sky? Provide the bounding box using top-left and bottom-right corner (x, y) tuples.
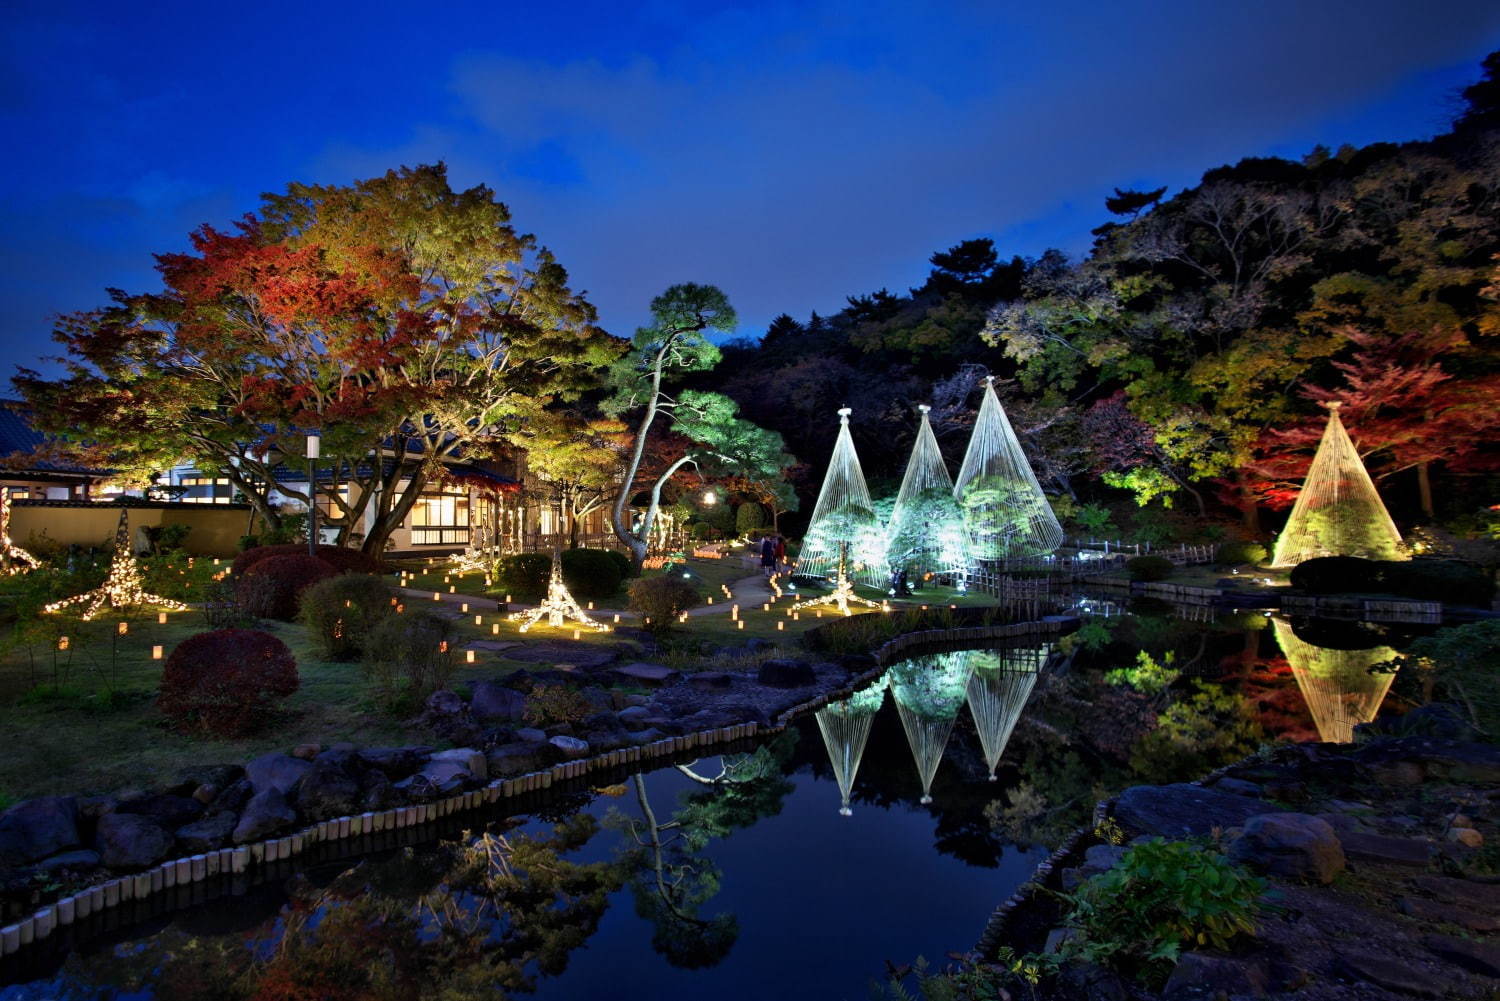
(4, 1), (1500, 378)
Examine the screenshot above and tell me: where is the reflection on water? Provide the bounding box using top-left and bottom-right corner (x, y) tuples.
(1271, 618), (1397, 743)
(892, 652), (978, 805)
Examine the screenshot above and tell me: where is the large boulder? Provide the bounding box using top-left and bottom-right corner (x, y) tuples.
(233, 788), (298, 844)
(294, 752), (362, 820)
(469, 680), (528, 723)
(1114, 784), (1280, 839)
(206, 778), (254, 817)
(757, 659), (816, 688)
(486, 742), (556, 777)
(395, 760), (469, 800)
(429, 748), (487, 781)
(95, 812), (174, 869)
(549, 735), (590, 760)
(117, 793), (203, 829)
(1162, 952), (1268, 1000)
(608, 663), (680, 687)
(0, 796), (79, 867)
(167, 764), (245, 798)
(617, 705), (653, 730)
(1228, 813), (1345, 884)
(358, 746), (431, 780)
(175, 812), (238, 853)
(245, 753), (312, 796)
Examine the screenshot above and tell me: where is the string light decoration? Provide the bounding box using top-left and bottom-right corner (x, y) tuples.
(890, 650), (975, 804)
(43, 510), (188, 620)
(508, 550), (608, 633)
(0, 491), (40, 575)
(1271, 618), (1397, 743)
(887, 404), (971, 579)
(953, 376), (1062, 560)
(449, 523), (497, 575)
(965, 645), (1047, 780)
(798, 408), (886, 587)
(1271, 402), (1405, 567)
(815, 676), (889, 816)
(794, 541), (882, 616)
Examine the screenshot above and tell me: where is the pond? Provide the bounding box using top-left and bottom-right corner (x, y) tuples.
(0, 604), (1423, 1001)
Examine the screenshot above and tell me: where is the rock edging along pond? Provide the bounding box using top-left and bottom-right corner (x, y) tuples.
(0, 615), (1076, 958)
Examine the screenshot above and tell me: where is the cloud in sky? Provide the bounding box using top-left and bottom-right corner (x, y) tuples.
(3, 0), (1499, 375)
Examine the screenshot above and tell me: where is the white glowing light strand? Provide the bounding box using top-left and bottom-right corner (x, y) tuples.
(43, 510), (188, 619)
(797, 408), (886, 587)
(0, 491), (40, 576)
(814, 675), (889, 816)
(1271, 403), (1404, 567)
(965, 645), (1047, 780)
(449, 522), (496, 575)
(953, 377), (1063, 560)
(887, 404), (972, 577)
(794, 544), (883, 616)
(507, 551), (608, 633)
(889, 650), (975, 804)
(1271, 618), (1397, 744)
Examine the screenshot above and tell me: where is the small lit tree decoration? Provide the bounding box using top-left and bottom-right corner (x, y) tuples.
(954, 376), (1062, 560)
(794, 541), (882, 616)
(449, 522), (495, 575)
(508, 550), (608, 633)
(815, 675), (889, 816)
(1271, 618), (1397, 743)
(1271, 402), (1405, 567)
(797, 408), (886, 586)
(0, 491), (40, 575)
(44, 509), (187, 619)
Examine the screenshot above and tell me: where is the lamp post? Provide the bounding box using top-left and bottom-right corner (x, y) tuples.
(306, 433), (320, 558)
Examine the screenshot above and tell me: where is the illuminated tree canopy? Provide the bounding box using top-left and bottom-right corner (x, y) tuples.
(954, 378), (1062, 560)
(797, 408), (886, 586)
(886, 405), (970, 577)
(815, 675), (889, 816)
(889, 651), (975, 804)
(1272, 618), (1396, 743)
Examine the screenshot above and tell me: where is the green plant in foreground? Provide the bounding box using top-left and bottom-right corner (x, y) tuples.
(1042, 837), (1265, 984)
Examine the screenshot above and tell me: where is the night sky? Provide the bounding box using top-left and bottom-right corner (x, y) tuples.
(4, 0), (1500, 377)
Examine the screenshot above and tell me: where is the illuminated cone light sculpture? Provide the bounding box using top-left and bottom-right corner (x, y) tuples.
(966, 646), (1047, 780)
(0, 491), (39, 575)
(797, 408), (886, 588)
(44, 510), (187, 620)
(1272, 618), (1396, 744)
(954, 377), (1062, 560)
(509, 550), (608, 633)
(1271, 402), (1404, 567)
(887, 405), (971, 580)
(815, 675), (889, 816)
(890, 651), (975, 804)
(449, 522), (495, 575)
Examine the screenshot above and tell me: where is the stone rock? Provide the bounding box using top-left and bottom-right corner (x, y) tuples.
(206, 778), (254, 817)
(1408, 874), (1500, 915)
(549, 735), (589, 759)
(1114, 784), (1277, 839)
(486, 742), (555, 777)
(617, 705), (653, 730)
(1422, 933), (1500, 977)
(398, 761), (469, 798)
(1161, 951), (1267, 1000)
(175, 812), (238, 853)
(1057, 961), (1127, 1001)
(1228, 813), (1345, 884)
(75, 795), (117, 821)
(118, 793), (203, 829)
(1339, 831), (1436, 868)
(430, 748), (487, 780)
(233, 788), (297, 844)
(95, 812), (174, 869)
(358, 746), (431, 779)
(1332, 949), (1441, 998)
(1400, 895), (1500, 932)
(0, 796), (79, 866)
(1313, 812), (1367, 836)
(609, 662), (680, 687)
(1353, 737), (1500, 785)
(168, 764), (244, 797)
(294, 754), (362, 820)
(1447, 826), (1483, 847)
(362, 772), (392, 811)
(757, 658), (815, 688)
(35, 849), (101, 872)
(507, 643), (619, 670)
(245, 753), (312, 795)
(1357, 703), (1480, 742)
(419, 690), (484, 745)
(630, 728), (666, 745)
(689, 672), (734, 690)
(1212, 777), (1264, 797)
(191, 783), (219, 805)
(425, 689), (465, 715)
(1042, 926), (1079, 953)
(470, 680), (528, 722)
(1082, 843), (1127, 875)
(290, 742), (322, 760)
(515, 727), (549, 743)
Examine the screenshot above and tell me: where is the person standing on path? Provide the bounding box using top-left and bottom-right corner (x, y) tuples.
(760, 535), (776, 577)
(773, 535), (787, 574)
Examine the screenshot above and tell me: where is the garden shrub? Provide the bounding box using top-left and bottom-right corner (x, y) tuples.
(142, 523), (191, 555)
(362, 610), (456, 710)
(232, 542), (386, 579)
(495, 553), (552, 597)
(199, 578), (254, 629)
(236, 553), (338, 621)
(559, 548), (623, 600)
(602, 548), (635, 580)
(1044, 837), (1264, 984)
(1215, 540), (1267, 566)
(1125, 555), (1174, 582)
(1287, 555), (1377, 593)
(690, 522), (716, 541)
(1401, 619), (1500, 736)
(523, 684), (595, 728)
(298, 573), (395, 660)
(735, 501), (766, 535)
(627, 575), (701, 633)
(1290, 556), (1494, 606)
(158, 629), (299, 736)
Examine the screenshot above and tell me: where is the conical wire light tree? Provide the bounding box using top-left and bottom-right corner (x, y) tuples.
(887, 405), (971, 579)
(889, 651), (975, 804)
(965, 645), (1048, 780)
(1271, 619), (1396, 744)
(815, 675), (889, 816)
(1271, 403), (1404, 567)
(797, 408), (886, 587)
(953, 377), (1062, 560)
(44, 509), (187, 620)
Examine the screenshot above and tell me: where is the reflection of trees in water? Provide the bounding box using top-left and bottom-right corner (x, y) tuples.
(1271, 618), (1398, 743)
(610, 731), (798, 970)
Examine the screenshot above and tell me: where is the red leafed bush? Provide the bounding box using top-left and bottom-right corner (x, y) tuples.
(158, 629), (299, 736)
(232, 543), (388, 579)
(237, 554), (338, 620)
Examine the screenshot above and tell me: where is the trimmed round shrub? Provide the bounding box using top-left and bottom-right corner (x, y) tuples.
(560, 548), (624, 601)
(298, 573), (395, 660)
(1288, 556), (1383, 594)
(1125, 555), (1174, 582)
(232, 543), (387, 579)
(1215, 540), (1268, 567)
(603, 548), (635, 580)
(362, 610), (456, 710)
(237, 554), (338, 620)
(690, 522), (715, 541)
(628, 575), (701, 633)
(158, 629), (299, 736)
(495, 553), (552, 597)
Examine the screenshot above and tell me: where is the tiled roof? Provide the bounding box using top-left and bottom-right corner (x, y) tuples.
(0, 401), (105, 476)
